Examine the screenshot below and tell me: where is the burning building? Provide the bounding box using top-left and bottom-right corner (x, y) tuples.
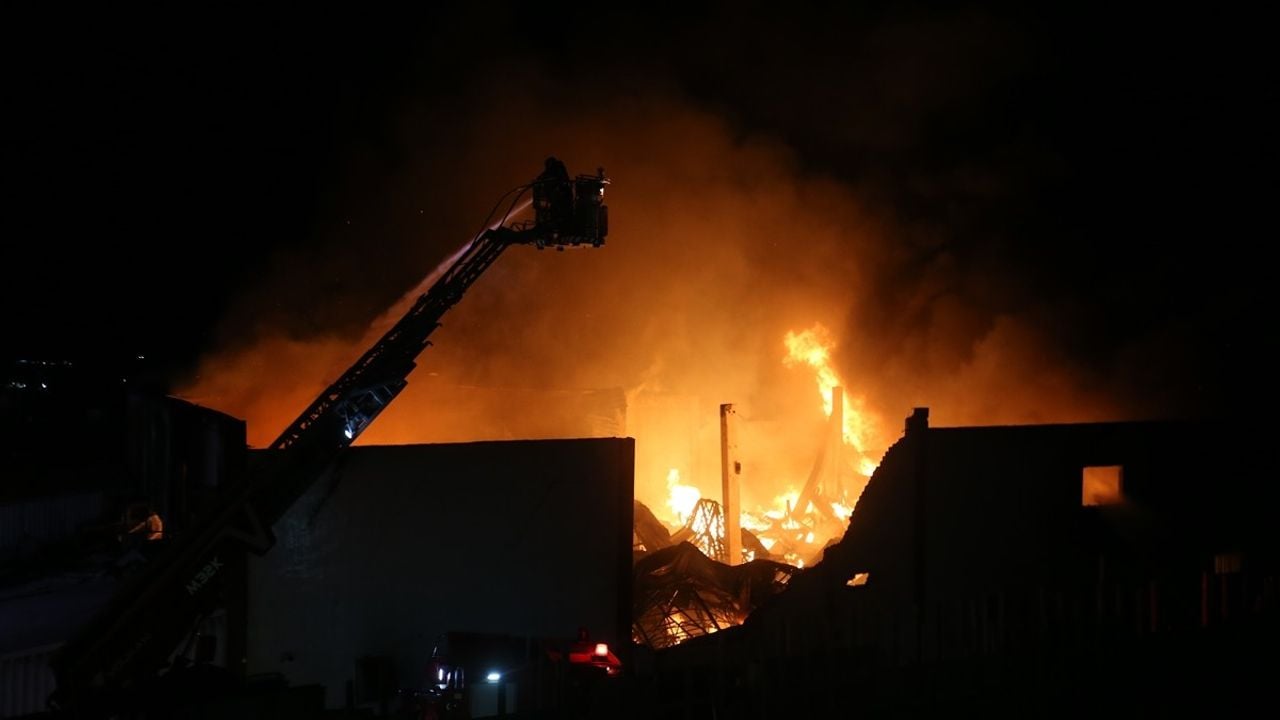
(622, 323), (890, 650)
(649, 410), (1280, 716)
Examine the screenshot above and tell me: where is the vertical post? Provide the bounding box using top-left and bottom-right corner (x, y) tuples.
(720, 404), (741, 566)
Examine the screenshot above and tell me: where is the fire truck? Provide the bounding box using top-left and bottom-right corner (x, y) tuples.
(50, 158), (613, 716)
(398, 629), (623, 719)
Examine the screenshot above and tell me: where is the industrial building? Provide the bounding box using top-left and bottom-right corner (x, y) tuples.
(4, 133), (1271, 716)
(7, 357), (1279, 718)
(1, 365), (636, 718)
(1, 361), (246, 718)
(245, 439), (634, 714)
(651, 410), (1280, 716)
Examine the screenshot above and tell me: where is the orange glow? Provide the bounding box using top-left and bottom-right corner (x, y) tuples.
(175, 97), (1122, 594)
(664, 468), (700, 526)
(594, 643), (609, 657)
(783, 323), (878, 458)
(770, 489), (802, 519)
(859, 457), (878, 477)
(647, 324), (891, 570)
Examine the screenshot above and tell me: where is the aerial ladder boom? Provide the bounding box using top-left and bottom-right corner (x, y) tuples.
(51, 158), (609, 712)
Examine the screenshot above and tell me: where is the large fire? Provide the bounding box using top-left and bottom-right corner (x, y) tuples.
(783, 323), (882, 476)
(665, 468), (700, 524)
(171, 102), (1130, 650)
(650, 322), (885, 569)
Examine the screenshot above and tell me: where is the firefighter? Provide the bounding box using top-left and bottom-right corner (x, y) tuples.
(532, 156), (573, 241)
(131, 507), (164, 541)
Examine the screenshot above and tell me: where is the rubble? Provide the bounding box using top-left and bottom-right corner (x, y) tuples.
(631, 540), (796, 650)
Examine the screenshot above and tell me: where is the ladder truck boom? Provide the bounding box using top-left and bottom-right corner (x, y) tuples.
(51, 158), (610, 712)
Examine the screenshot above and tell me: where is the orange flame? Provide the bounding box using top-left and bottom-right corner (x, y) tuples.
(664, 468), (700, 526)
(783, 323), (878, 457)
(655, 324), (887, 570)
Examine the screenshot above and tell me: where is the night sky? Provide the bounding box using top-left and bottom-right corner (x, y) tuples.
(3, 5), (1273, 422)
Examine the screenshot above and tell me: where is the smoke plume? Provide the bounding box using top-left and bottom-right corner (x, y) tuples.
(183, 0), (1266, 520)
(177, 64), (1139, 521)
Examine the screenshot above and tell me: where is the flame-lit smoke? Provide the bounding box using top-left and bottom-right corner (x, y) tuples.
(178, 74), (1127, 568)
(783, 323), (879, 458)
(651, 323), (886, 567)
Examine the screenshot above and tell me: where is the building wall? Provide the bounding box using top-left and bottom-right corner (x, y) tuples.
(656, 415), (1280, 715)
(125, 394), (248, 534)
(824, 419), (1278, 603)
(246, 438), (634, 708)
(0, 492), (104, 565)
(0, 386), (246, 713)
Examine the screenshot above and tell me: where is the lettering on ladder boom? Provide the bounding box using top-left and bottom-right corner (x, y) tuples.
(185, 556), (223, 596)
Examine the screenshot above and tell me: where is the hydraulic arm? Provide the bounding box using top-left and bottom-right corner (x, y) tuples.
(52, 159), (609, 711)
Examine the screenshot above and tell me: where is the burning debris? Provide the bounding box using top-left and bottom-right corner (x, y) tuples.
(628, 323), (889, 647)
(684, 498), (726, 562)
(633, 500), (674, 557)
(632, 542), (795, 650)
(631, 496), (796, 650)
(630, 480), (851, 651)
(630, 489), (846, 650)
(642, 324), (881, 567)
(636, 498), (781, 564)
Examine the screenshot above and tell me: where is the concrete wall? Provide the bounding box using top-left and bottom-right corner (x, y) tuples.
(247, 438), (633, 707)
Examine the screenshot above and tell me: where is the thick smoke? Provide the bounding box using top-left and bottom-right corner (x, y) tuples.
(178, 67), (1133, 520)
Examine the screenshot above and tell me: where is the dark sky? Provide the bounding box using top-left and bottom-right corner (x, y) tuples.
(3, 5), (1273, 419)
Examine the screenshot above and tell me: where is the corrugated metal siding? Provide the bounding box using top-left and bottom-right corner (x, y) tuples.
(0, 611), (226, 717)
(0, 643), (59, 718)
(0, 493), (104, 561)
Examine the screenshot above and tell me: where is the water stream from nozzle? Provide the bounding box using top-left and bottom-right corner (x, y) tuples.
(364, 198), (534, 340)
